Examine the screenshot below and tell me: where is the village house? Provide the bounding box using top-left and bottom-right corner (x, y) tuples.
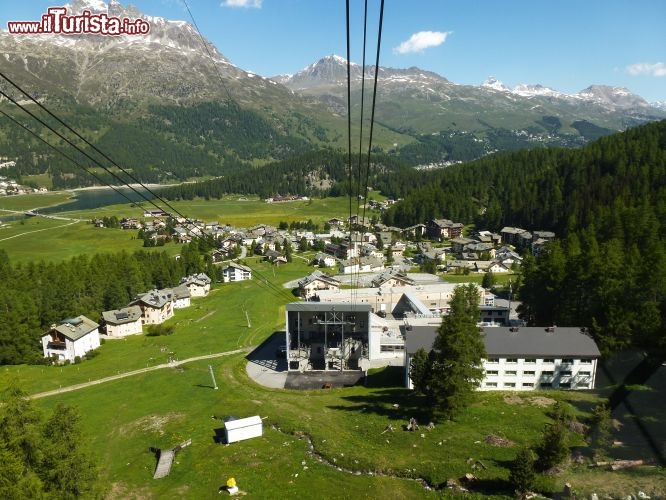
(358, 256), (385, 273)
(426, 219), (464, 241)
(221, 262), (252, 283)
(297, 270), (341, 299)
(338, 258), (359, 274)
(41, 315), (101, 363)
(180, 273), (212, 296)
(131, 289), (174, 325)
(120, 217), (142, 230)
(370, 269), (415, 288)
(312, 252), (337, 268)
(102, 305), (143, 337)
(404, 325), (600, 391)
(264, 249), (288, 265)
(171, 284), (191, 309)
(402, 223), (427, 239)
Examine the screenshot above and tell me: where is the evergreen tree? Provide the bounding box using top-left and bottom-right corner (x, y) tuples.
(589, 404), (612, 460)
(284, 239), (293, 262)
(535, 421), (569, 471)
(409, 347), (431, 395)
(481, 270), (496, 290)
(428, 284), (486, 420)
(41, 404), (98, 498)
(509, 446), (537, 497)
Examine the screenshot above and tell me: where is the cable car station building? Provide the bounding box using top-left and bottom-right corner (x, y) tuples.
(285, 303), (373, 371)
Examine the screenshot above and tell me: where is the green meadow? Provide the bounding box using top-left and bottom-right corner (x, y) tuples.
(2, 192), (665, 498)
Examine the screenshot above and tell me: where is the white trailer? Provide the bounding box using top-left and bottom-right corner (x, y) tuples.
(224, 416), (263, 444)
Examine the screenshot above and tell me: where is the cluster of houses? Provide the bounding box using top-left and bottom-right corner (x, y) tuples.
(0, 177), (47, 196)
(40, 273), (211, 363)
(94, 207), (555, 281)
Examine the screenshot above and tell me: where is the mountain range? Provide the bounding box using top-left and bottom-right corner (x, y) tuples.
(0, 0), (665, 188)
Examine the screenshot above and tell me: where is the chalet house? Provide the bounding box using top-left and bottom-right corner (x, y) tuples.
(180, 273), (212, 296)
(131, 289), (174, 325)
(312, 252), (337, 268)
(102, 306), (143, 337)
(389, 241), (407, 258)
(325, 242), (358, 260)
(221, 262), (252, 282)
(496, 247), (523, 267)
(500, 226), (536, 249)
(173, 227), (192, 244)
(41, 316), (100, 363)
(370, 269), (415, 288)
(531, 232), (555, 255)
(327, 218), (345, 227)
(120, 217), (142, 230)
(427, 219), (464, 241)
(211, 248), (230, 263)
(451, 237), (476, 253)
(297, 270), (341, 299)
(348, 215), (372, 229)
(264, 250), (287, 265)
(405, 325), (600, 391)
(360, 243), (383, 259)
(338, 259), (360, 274)
(402, 224), (426, 239)
(171, 284), (191, 309)
(358, 257), (385, 273)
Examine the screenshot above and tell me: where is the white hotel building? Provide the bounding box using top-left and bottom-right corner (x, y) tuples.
(405, 325), (600, 391)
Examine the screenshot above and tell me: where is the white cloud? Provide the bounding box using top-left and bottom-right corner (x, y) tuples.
(626, 62), (666, 77)
(393, 31), (450, 55)
(221, 0), (262, 8)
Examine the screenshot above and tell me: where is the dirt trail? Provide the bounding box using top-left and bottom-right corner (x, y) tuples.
(29, 348), (251, 400)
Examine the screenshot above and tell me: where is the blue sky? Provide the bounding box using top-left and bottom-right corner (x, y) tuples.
(2, 0), (666, 102)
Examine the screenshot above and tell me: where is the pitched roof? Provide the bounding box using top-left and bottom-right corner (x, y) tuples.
(298, 270), (340, 287)
(102, 305), (143, 325)
(133, 289), (173, 308)
(370, 269), (415, 287)
(45, 315), (99, 341)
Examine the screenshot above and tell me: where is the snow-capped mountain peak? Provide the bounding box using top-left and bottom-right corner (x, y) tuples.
(481, 76), (510, 92)
(512, 83), (564, 98)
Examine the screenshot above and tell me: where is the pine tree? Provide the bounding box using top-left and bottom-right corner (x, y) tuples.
(408, 347), (431, 395)
(509, 446), (536, 497)
(427, 284), (486, 420)
(535, 421), (569, 471)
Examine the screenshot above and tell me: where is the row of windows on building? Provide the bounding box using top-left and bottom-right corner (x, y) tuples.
(485, 369), (592, 377)
(484, 381), (590, 389)
(486, 357), (592, 364)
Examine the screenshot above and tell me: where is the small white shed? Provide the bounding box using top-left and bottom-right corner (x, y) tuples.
(224, 416), (263, 444)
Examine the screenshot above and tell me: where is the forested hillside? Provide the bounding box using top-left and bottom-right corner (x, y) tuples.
(384, 120), (666, 354)
(160, 149), (410, 200)
(0, 100), (324, 189)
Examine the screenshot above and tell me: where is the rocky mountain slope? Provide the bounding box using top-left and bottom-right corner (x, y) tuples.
(1, 1), (664, 189)
(277, 55), (666, 150)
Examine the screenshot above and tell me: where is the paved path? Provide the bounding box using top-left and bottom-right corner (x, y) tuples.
(29, 349), (250, 400)
(0, 219), (82, 242)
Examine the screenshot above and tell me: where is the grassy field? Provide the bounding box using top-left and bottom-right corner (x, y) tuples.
(3, 192), (666, 498)
(2, 260), (661, 498)
(0, 193), (380, 264)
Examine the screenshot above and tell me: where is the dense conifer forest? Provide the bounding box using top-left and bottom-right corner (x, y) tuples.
(0, 245), (212, 365)
(383, 120), (666, 354)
